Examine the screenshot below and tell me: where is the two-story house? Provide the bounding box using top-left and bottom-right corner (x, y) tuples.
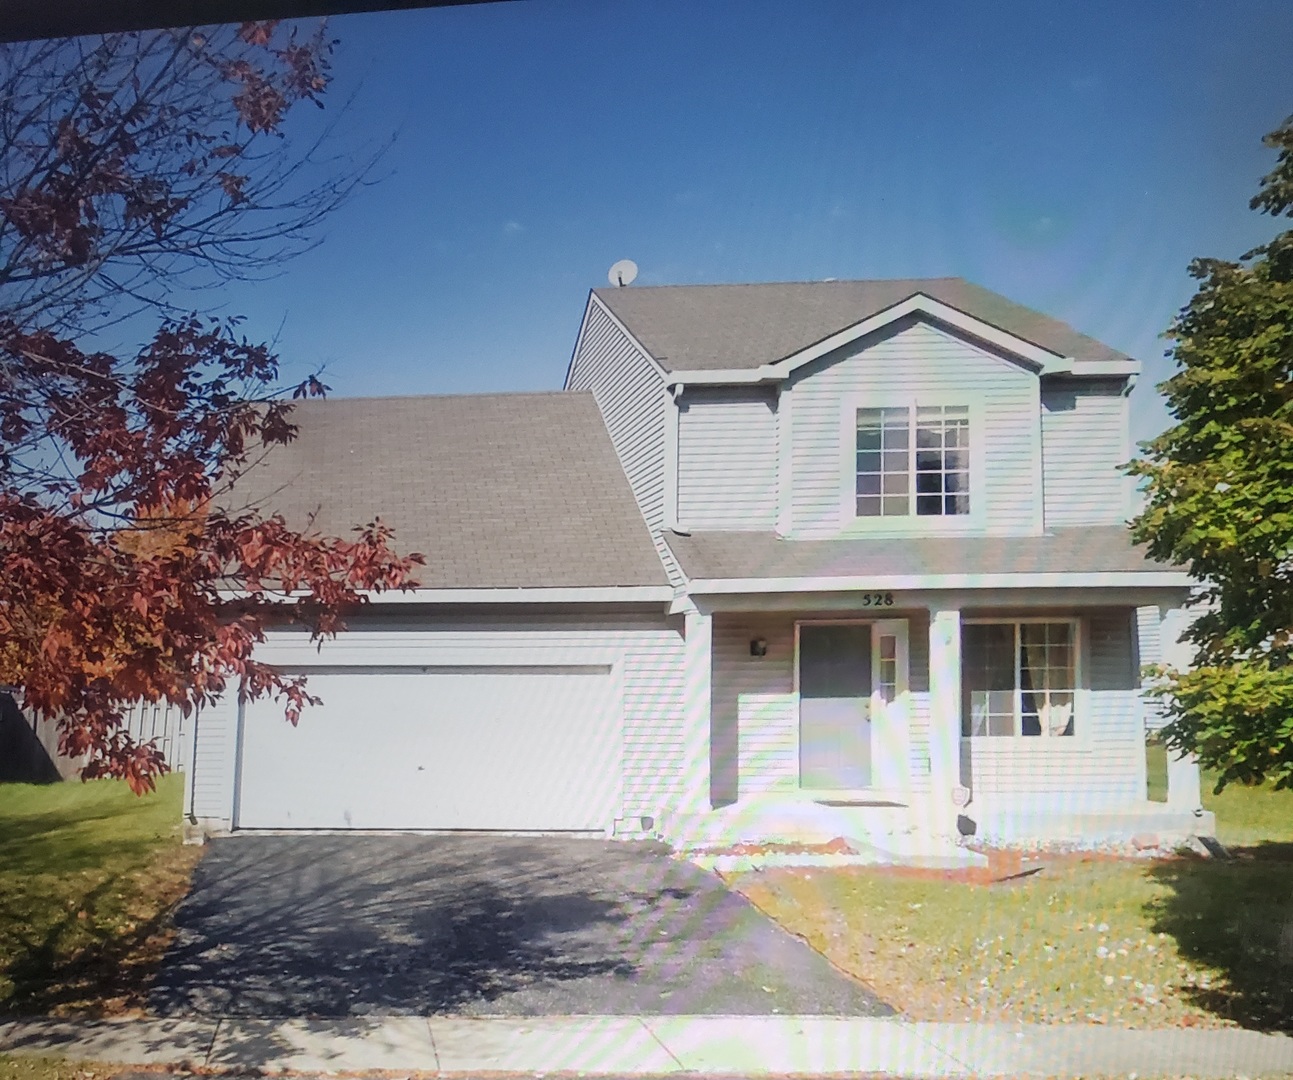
(568, 277), (1208, 852)
(183, 278), (1210, 855)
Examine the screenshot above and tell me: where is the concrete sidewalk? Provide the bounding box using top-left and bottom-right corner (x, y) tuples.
(3, 1014), (1293, 1077)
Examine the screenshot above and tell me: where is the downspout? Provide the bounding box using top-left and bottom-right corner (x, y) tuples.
(186, 705), (200, 824)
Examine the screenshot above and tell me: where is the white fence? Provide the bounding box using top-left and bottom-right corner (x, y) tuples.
(119, 698), (189, 769)
(2, 690), (190, 777)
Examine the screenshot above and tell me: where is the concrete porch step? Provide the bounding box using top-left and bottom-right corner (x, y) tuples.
(663, 794), (987, 869)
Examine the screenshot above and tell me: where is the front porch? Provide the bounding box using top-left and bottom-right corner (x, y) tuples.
(664, 591), (1213, 859)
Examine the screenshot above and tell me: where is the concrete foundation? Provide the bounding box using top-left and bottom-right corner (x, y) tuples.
(663, 794), (988, 868)
(961, 798), (1216, 847)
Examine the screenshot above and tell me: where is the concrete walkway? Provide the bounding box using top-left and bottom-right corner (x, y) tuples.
(4, 1014), (1293, 1077)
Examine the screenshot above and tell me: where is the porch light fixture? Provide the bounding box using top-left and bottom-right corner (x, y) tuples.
(750, 638), (768, 657)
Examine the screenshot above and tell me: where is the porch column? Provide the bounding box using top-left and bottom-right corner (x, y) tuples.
(680, 606), (713, 815)
(1159, 605), (1204, 812)
(1167, 749), (1204, 812)
(926, 606), (962, 837)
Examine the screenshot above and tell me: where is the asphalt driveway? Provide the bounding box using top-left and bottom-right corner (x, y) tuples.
(149, 835), (893, 1018)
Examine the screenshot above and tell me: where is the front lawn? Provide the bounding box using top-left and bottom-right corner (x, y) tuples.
(0, 775), (200, 1016)
(731, 765), (1293, 1030)
(0, 1058), (110, 1080)
(1146, 739), (1293, 846)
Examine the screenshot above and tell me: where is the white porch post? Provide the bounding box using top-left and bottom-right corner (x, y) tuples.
(1167, 749), (1204, 811)
(1157, 604), (1204, 812)
(680, 606), (713, 815)
(926, 606), (962, 837)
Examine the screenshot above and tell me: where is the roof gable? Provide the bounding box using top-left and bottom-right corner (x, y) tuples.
(593, 277), (1134, 378)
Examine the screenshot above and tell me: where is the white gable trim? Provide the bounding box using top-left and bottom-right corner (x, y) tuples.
(775, 294), (1067, 376)
(663, 384), (681, 531)
(567, 292), (671, 388)
(662, 293), (1139, 387)
(562, 294), (599, 390)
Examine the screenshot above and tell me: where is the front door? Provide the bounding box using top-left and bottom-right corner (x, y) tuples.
(799, 623), (873, 789)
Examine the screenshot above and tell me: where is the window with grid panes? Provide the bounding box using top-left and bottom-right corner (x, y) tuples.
(856, 405), (970, 517)
(961, 621), (1077, 737)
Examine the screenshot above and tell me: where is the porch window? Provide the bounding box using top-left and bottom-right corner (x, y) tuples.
(961, 620), (1077, 737)
(856, 405), (970, 517)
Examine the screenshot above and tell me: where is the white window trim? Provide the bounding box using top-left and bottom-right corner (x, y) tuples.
(837, 393), (987, 534)
(960, 616), (1089, 746)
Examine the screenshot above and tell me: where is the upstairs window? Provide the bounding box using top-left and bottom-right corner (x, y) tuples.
(962, 620), (1077, 738)
(856, 405), (970, 517)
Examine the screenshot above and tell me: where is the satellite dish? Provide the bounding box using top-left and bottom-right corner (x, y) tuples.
(608, 259), (638, 287)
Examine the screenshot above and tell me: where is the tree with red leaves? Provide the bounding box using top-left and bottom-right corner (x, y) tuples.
(0, 24), (423, 793)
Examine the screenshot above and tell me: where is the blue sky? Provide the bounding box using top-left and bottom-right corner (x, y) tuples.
(213, 0), (1293, 446)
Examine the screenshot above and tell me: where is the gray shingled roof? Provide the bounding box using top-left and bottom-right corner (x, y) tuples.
(230, 392), (668, 589)
(594, 278), (1131, 372)
(665, 527), (1180, 581)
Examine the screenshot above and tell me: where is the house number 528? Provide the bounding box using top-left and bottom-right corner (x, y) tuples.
(860, 592), (895, 607)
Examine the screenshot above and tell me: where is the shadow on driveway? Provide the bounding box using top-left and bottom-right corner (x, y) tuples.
(149, 835), (892, 1018)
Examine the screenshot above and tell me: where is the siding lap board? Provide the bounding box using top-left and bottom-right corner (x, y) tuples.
(1136, 604), (1167, 731)
(713, 611), (934, 801)
(567, 299), (681, 582)
(1041, 381), (1130, 527)
(788, 320), (1041, 538)
(677, 388), (778, 531)
(712, 614), (798, 803)
(712, 609), (1146, 809)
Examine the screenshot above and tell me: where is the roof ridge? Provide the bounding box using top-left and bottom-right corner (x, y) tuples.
(595, 275), (963, 292)
(286, 389), (590, 405)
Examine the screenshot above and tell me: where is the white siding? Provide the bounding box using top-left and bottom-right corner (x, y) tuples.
(713, 611), (933, 800)
(677, 388), (778, 531)
(711, 606), (1146, 810)
(189, 610), (685, 834)
(1161, 601), (1204, 672)
(1041, 378), (1131, 527)
(188, 692), (240, 828)
(963, 610), (1144, 804)
(1136, 604), (1168, 731)
(906, 612), (932, 794)
(1136, 605), (1162, 670)
(567, 298), (681, 582)
(788, 319), (1041, 537)
(712, 614), (798, 803)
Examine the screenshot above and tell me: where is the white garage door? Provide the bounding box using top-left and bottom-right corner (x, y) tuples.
(235, 665), (619, 831)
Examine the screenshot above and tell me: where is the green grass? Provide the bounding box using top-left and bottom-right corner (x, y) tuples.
(1146, 738), (1293, 846)
(739, 844), (1293, 1030)
(0, 775), (201, 1016)
(1147, 739), (1169, 803)
(0, 1058), (112, 1080)
(735, 750), (1293, 1031)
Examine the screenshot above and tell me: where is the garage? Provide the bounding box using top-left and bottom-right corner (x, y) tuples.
(234, 664), (621, 831)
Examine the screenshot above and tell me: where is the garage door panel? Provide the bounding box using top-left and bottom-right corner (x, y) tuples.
(236, 667), (619, 831)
